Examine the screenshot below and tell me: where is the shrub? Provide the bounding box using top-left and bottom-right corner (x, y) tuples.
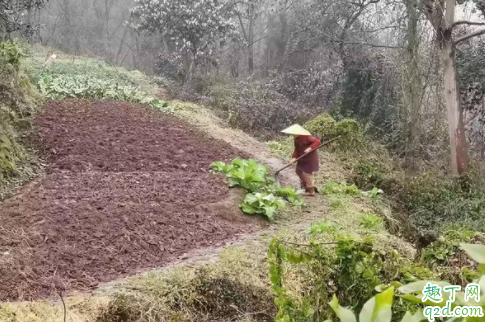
(328, 243), (485, 322)
(268, 235), (406, 321)
(0, 40), (27, 71)
(353, 162), (391, 190)
(0, 41), (39, 186)
(205, 80), (324, 138)
(304, 113), (363, 150)
(308, 220), (338, 235)
(399, 174), (485, 242)
(304, 113), (337, 139)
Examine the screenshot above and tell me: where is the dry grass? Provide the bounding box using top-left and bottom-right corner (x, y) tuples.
(0, 296), (106, 322)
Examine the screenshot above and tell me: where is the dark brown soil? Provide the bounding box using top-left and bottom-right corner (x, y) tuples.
(0, 100), (262, 301)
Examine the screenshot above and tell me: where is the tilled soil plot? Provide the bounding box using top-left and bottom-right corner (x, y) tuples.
(0, 100), (262, 301)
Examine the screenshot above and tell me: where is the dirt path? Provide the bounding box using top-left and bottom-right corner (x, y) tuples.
(0, 99), (265, 301)
(177, 104), (300, 186)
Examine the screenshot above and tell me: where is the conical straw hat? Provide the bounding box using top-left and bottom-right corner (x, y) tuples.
(281, 124), (311, 136)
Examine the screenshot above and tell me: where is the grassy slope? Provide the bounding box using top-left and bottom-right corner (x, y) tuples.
(0, 49), (415, 322)
(0, 44), (43, 201)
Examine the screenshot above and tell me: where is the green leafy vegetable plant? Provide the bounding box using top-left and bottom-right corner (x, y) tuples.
(211, 158), (270, 192)
(267, 184), (304, 206)
(239, 192), (286, 221)
(211, 158), (303, 221)
(37, 74), (174, 113)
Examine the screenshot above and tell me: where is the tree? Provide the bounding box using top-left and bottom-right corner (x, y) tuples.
(402, 0), (424, 172)
(0, 0), (48, 40)
(419, 0), (485, 175)
(235, 0), (263, 74)
(131, 0), (237, 80)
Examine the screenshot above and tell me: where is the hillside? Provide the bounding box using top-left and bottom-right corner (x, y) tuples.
(1, 46), (485, 322)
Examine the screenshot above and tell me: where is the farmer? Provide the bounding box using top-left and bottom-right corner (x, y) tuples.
(281, 124), (321, 196)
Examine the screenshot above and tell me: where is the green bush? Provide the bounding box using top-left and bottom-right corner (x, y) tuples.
(399, 174), (485, 241)
(0, 40), (27, 71)
(304, 113), (337, 139)
(0, 41), (38, 186)
(204, 79), (322, 138)
(268, 235), (410, 321)
(353, 162), (393, 191)
(328, 243), (485, 322)
(304, 113), (363, 150)
(421, 227), (478, 268)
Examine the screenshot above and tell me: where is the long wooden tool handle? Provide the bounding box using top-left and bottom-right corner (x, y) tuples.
(275, 136), (340, 174)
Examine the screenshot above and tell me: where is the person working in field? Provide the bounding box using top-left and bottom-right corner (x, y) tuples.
(282, 124), (321, 196)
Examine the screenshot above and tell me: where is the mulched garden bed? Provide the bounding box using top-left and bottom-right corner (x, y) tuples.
(0, 100), (261, 301)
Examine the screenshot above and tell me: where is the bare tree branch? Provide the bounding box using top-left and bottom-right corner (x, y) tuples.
(455, 28), (485, 45)
(453, 21), (485, 28)
(237, 12), (248, 42)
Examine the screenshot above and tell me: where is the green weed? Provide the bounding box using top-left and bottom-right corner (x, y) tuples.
(320, 181), (361, 197)
(308, 220), (338, 235)
(268, 235), (404, 321)
(421, 226), (478, 268)
(359, 214), (384, 231)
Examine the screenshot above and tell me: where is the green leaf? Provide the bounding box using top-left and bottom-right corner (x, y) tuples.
(398, 280), (451, 294)
(359, 287), (394, 322)
(400, 310), (425, 322)
(461, 243), (485, 264)
(265, 206), (277, 221)
(400, 294), (447, 307)
(329, 295), (357, 322)
(239, 203), (256, 214)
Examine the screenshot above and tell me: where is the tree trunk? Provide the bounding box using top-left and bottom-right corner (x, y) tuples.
(442, 37), (469, 175)
(62, 0), (79, 53)
(183, 52), (196, 83)
(104, 0), (110, 39)
(115, 26), (128, 63)
(248, 2), (255, 74)
(403, 0), (422, 173)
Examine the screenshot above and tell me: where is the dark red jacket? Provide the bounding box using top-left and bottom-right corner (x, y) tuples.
(292, 135), (321, 173)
